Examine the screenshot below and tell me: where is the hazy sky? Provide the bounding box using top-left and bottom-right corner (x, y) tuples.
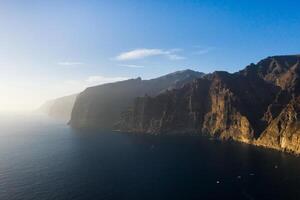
(1, 0), (300, 111)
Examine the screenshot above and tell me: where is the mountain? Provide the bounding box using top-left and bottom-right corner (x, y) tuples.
(38, 99), (55, 114)
(39, 94), (77, 121)
(117, 55), (300, 154)
(69, 70), (205, 129)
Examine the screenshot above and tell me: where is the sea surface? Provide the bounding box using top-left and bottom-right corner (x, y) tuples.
(1, 113), (300, 200)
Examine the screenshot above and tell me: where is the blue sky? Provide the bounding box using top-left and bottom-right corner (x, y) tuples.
(1, 0), (300, 110)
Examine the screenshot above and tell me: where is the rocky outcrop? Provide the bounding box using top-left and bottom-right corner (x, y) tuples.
(118, 55), (300, 154)
(255, 97), (300, 153)
(69, 70), (204, 129)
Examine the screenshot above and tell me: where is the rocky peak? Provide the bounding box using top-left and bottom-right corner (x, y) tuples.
(240, 55), (300, 90)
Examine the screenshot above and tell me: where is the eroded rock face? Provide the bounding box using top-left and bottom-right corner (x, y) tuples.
(118, 55), (300, 154)
(240, 55), (300, 92)
(255, 97), (300, 153)
(118, 78), (211, 134)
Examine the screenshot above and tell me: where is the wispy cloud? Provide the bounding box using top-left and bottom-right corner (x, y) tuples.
(167, 54), (185, 60)
(115, 48), (185, 61)
(118, 64), (145, 68)
(58, 62), (84, 66)
(193, 46), (215, 55)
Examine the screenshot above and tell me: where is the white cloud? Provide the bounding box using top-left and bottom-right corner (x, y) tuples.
(193, 46), (215, 55)
(115, 48), (185, 61)
(168, 48), (183, 52)
(167, 54), (186, 60)
(58, 62), (84, 66)
(118, 64), (145, 68)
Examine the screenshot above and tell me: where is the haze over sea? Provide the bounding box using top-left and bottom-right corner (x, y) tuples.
(1, 113), (300, 200)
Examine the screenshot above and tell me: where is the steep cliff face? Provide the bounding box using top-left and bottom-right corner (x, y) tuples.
(255, 97), (300, 153)
(118, 78), (211, 134)
(118, 71), (277, 141)
(201, 72), (256, 143)
(69, 70), (204, 129)
(118, 55), (300, 154)
(202, 71), (279, 141)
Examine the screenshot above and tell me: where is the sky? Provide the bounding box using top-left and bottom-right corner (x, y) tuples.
(0, 0), (300, 111)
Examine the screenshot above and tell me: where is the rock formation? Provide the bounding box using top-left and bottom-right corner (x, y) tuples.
(255, 97), (300, 153)
(118, 55), (300, 154)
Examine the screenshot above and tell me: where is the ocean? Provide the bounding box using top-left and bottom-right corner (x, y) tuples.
(1, 113), (300, 200)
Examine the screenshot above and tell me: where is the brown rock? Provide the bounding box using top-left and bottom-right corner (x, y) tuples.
(118, 55), (300, 154)
(255, 97), (300, 154)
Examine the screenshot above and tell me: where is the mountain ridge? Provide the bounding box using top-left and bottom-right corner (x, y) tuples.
(117, 55), (300, 154)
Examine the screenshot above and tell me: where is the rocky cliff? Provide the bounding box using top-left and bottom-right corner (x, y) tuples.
(255, 97), (300, 153)
(69, 70), (205, 129)
(118, 55), (300, 154)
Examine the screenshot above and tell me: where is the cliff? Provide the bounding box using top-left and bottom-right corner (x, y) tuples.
(69, 70), (205, 129)
(118, 55), (300, 154)
(38, 94), (77, 121)
(255, 97), (300, 153)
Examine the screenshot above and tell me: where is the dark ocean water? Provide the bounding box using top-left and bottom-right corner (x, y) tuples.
(1, 114), (300, 200)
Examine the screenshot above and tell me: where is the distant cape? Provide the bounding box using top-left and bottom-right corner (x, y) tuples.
(38, 94), (77, 121)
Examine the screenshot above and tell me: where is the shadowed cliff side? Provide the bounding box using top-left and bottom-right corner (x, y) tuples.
(118, 70), (278, 141)
(69, 70), (205, 129)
